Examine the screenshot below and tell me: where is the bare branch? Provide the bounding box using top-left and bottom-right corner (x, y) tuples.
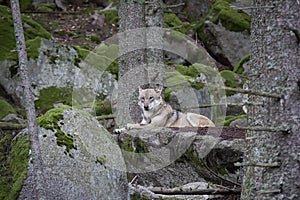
(0, 122), (26, 130)
(150, 187), (241, 195)
(234, 161), (281, 168)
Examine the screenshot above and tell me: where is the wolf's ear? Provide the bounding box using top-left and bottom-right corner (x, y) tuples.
(138, 86), (143, 94)
(155, 85), (163, 95)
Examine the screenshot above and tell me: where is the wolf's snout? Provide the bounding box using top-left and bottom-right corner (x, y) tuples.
(144, 105), (149, 111)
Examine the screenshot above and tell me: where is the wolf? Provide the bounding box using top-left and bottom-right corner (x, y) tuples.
(114, 86), (215, 133)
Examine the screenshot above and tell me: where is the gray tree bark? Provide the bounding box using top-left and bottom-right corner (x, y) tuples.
(117, 0), (164, 126)
(241, 0), (300, 199)
(10, 0), (45, 199)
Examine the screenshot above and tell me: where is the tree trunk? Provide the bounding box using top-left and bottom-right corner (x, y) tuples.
(116, 0), (164, 126)
(10, 0), (45, 199)
(241, 1), (300, 199)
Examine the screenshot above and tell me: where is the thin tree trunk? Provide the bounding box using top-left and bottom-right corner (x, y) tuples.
(117, 0), (164, 126)
(241, 0), (300, 199)
(10, 0), (45, 199)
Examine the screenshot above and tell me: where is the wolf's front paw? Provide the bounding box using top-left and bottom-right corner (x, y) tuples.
(114, 128), (126, 134)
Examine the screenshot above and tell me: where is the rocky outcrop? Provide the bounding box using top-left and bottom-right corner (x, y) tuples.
(18, 106), (129, 200)
(118, 127), (245, 198)
(196, 0), (251, 68)
(0, 38), (118, 111)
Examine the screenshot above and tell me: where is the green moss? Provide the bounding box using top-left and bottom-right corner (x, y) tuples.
(37, 105), (77, 157)
(20, 0), (32, 11)
(0, 134), (13, 200)
(0, 99), (16, 119)
(95, 100), (112, 116)
(103, 10), (118, 25)
(196, 0), (251, 41)
(0, 133), (30, 200)
(220, 70), (243, 95)
(74, 44), (119, 77)
(96, 156), (107, 165)
(0, 5), (51, 62)
(224, 114), (247, 126)
(119, 137), (134, 152)
(8, 134), (30, 200)
(233, 54), (250, 74)
(35, 86), (73, 112)
(36, 3), (56, 12)
(175, 64), (198, 78)
(164, 13), (191, 35)
(26, 37), (42, 59)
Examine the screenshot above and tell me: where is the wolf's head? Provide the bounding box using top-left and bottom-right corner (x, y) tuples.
(138, 86), (163, 111)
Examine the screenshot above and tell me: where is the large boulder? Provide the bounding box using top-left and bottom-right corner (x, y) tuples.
(196, 0), (251, 68)
(18, 106), (129, 199)
(118, 127), (245, 191)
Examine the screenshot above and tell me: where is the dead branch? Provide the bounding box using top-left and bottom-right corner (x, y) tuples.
(150, 187), (241, 195)
(0, 122), (27, 130)
(234, 161), (281, 168)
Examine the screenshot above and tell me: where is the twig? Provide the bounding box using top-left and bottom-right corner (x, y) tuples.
(234, 161), (281, 168)
(257, 189), (281, 195)
(164, 3), (185, 9)
(208, 85), (282, 99)
(0, 122), (27, 130)
(234, 124), (290, 133)
(150, 188), (241, 195)
(201, 158), (241, 187)
(183, 101), (263, 109)
(129, 183), (160, 199)
(230, 5), (274, 10)
(95, 114), (115, 120)
(129, 175), (138, 184)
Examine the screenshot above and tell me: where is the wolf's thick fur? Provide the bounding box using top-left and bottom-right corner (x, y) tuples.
(115, 86), (215, 133)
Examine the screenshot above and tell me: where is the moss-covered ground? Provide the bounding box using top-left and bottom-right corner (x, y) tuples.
(0, 99), (16, 119)
(34, 86), (73, 112)
(0, 5), (51, 62)
(0, 133), (30, 200)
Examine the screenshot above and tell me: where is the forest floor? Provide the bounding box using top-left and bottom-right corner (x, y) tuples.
(27, 5), (118, 50)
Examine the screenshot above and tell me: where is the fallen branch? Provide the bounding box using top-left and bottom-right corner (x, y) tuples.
(150, 187), (241, 195)
(95, 114), (115, 120)
(234, 161), (281, 168)
(0, 122), (27, 130)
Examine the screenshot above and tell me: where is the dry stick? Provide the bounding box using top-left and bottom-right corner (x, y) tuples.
(234, 161), (281, 168)
(10, 0), (45, 199)
(150, 188), (241, 195)
(208, 85), (282, 99)
(234, 124), (290, 133)
(183, 101), (264, 110)
(200, 158), (241, 187)
(0, 122), (27, 130)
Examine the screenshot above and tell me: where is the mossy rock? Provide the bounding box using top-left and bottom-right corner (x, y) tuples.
(164, 13), (191, 35)
(103, 10), (118, 25)
(36, 3), (56, 12)
(220, 70), (243, 96)
(35, 86), (73, 112)
(95, 100), (112, 116)
(20, 0), (32, 11)
(37, 105), (77, 157)
(0, 5), (51, 62)
(0, 133), (30, 200)
(0, 99), (16, 119)
(196, 0), (251, 41)
(233, 54), (250, 74)
(224, 114), (247, 126)
(74, 44), (119, 77)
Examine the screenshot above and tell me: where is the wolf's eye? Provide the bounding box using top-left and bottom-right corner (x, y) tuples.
(149, 96), (154, 101)
(140, 97), (145, 102)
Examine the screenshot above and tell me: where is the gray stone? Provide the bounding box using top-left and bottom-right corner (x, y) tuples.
(18, 109), (128, 200)
(202, 21), (250, 68)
